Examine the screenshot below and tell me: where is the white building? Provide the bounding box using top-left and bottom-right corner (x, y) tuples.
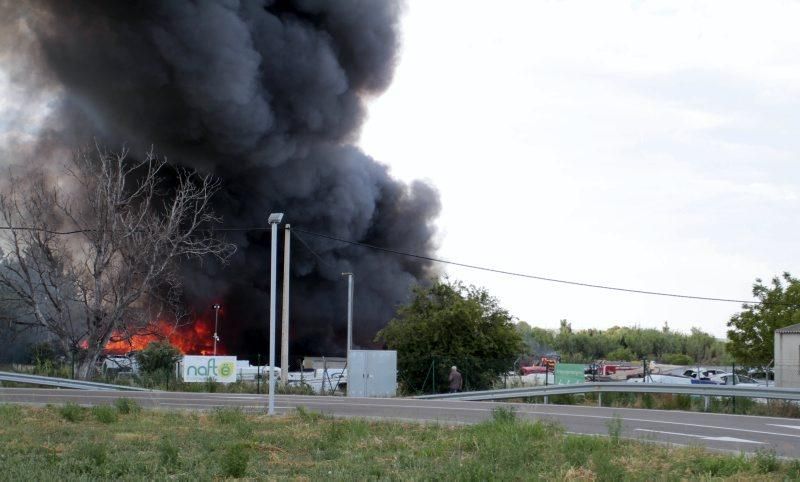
(775, 323), (800, 388)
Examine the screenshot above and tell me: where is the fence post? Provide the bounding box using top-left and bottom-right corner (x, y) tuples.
(432, 357), (436, 394)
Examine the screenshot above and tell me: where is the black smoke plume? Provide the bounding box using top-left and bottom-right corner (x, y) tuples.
(0, 0), (440, 363)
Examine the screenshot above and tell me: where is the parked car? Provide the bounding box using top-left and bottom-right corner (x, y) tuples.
(710, 373), (762, 387)
(100, 352), (139, 376)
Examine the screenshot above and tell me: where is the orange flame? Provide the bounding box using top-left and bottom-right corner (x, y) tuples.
(104, 318), (226, 355)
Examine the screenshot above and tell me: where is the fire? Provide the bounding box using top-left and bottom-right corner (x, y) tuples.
(104, 318), (225, 355)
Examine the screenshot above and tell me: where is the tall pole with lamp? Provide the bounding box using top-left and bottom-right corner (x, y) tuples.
(267, 212), (284, 415)
(212, 303), (221, 356)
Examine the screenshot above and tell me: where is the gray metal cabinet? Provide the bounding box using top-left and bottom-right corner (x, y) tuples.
(347, 350), (397, 397)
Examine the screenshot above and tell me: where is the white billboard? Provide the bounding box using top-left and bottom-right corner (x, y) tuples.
(181, 355), (237, 383)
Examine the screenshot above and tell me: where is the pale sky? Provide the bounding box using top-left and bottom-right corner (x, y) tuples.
(360, 0), (800, 337)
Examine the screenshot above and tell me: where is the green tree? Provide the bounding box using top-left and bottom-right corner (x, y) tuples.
(376, 279), (522, 393)
(727, 273), (800, 366)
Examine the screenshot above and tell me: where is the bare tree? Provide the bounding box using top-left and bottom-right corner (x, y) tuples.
(0, 146), (234, 378)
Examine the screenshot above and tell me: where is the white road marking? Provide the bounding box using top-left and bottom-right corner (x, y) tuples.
(767, 424), (800, 430)
(635, 429), (764, 444)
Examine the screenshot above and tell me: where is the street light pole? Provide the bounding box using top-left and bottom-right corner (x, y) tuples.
(280, 224), (291, 387)
(267, 212), (284, 416)
(341, 272), (354, 356)
(212, 303), (221, 356)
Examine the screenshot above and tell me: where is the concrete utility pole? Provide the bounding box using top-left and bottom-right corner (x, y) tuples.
(342, 272), (354, 355)
(267, 212), (284, 416)
(212, 303), (221, 356)
(280, 224), (291, 387)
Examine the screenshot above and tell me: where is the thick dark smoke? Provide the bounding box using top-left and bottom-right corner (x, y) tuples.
(0, 0), (440, 363)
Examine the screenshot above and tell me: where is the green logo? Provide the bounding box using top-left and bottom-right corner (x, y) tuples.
(219, 361), (234, 377)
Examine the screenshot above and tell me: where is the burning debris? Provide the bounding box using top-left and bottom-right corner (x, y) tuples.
(0, 1), (440, 362)
(104, 319), (224, 356)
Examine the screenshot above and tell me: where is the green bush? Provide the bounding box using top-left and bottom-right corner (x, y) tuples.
(59, 402), (84, 422)
(221, 443), (249, 478)
(91, 405), (118, 424)
(606, 347), (635, 362)
(135, 341), (182, 376)
(662, 353), (693, 365)
(114, 397), (140, 415)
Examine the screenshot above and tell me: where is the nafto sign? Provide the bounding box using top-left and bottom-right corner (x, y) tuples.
(181, 356), (237, 383)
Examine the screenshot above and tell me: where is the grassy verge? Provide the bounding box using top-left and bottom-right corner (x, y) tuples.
(1, 402), (798, 480)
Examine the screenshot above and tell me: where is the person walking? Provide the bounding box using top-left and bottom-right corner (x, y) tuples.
(448, 365), (463, 393)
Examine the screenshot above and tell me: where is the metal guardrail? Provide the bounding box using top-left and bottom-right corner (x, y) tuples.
(0, 371), (149, 391)
(416, 382), (800, 402)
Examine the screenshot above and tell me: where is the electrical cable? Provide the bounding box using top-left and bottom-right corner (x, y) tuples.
(0, 223), (789, 306)
(290, 227), (776, 306)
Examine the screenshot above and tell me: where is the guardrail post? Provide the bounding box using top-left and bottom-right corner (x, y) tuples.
(704, 395), (709, 411)
(544, 395), (548, 404)
(597, 392), (602, 407)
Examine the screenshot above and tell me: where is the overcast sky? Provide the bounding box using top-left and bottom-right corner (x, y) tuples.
(360, 0), (800, 337)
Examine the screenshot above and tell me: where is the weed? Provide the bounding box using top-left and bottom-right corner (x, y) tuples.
(0, 404), (21, 424)
(114, 397), (140, 415)
(295, 405), (323, 422)
(76, 441), (107, 467)
(221, 443), (249, 478)
(606, 414), (623, 443)
(213, 407), (245, 425)
(562, 435), (602, 467)
(59, 402), (84, 422)
(754, 449), (779, 473)
(278, 383), (316, 395)
(491, 406), (517, 424)
(159, 437), (180, 469)
(91, 405), (118, 424)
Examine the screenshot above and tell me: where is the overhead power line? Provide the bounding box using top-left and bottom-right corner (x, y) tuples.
(0, 223), (779, 306)
(290, 227), (768, 306)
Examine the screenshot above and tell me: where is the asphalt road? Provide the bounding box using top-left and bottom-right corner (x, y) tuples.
(2, 388), (800, 458)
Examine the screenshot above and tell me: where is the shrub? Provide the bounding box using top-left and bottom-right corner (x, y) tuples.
(221, 443), (249, 478)
(114, 397), (140, 415)
(59, 402), (84, 422)
(662, 353), (693, 365)
(91, 405), (118, 424)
